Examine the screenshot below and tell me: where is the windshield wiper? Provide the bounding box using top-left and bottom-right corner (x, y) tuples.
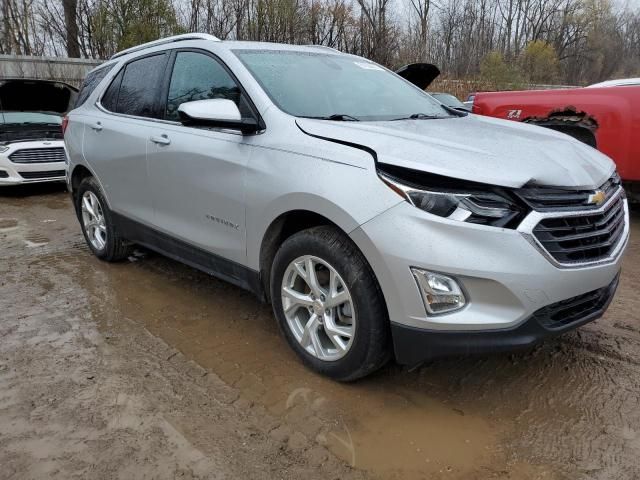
(392, 113), (449, 121)
(302, 114), (360, 122)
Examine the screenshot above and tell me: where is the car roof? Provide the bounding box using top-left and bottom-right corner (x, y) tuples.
(587, 78), (640, 88)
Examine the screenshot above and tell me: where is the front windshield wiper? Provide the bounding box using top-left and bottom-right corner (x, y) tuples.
(392, 113), (450, 121)
(302, 114), (360, 122)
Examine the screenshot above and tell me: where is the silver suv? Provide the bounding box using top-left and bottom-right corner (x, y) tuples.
(65, 34), (629, 380)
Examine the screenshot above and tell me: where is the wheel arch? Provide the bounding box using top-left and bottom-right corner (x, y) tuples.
(523, 107), (598, 148)
(70, 164), (93, 194)
(70, 165), (94, 217)
(252, 186), (401, 303)
(259, 209), (345, 302)
(69, 163), (112, 213)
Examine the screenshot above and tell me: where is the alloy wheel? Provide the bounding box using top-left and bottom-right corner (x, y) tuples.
(281, 255), (356, 361)
(81, 191), (107, 251)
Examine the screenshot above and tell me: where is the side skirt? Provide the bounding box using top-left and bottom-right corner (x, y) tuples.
(112, 212), (266, 301)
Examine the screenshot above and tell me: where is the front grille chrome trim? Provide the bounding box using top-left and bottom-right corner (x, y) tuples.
(518, 187), (629, 269)
(9, 147), (66, 164)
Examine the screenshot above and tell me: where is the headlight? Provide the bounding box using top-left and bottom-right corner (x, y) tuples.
(0, 146), (9, 153)
(379, 169), (523, 228)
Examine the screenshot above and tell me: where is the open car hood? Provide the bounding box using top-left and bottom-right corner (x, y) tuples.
(394, 63), (440, 90)
(0, 78), (78, 114)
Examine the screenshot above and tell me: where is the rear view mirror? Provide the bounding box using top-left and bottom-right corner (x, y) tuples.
(178, 99), (259, 134)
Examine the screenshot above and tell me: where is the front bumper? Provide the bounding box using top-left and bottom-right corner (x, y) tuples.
(0, 141), (67, 186)
(350, 197), (628, 363)
(391, 274), (619, 365)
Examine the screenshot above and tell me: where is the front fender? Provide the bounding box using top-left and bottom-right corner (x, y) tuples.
(244, 150), (402, 270)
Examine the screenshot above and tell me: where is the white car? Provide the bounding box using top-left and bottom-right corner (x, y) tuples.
(0, 79), (77, 186)
(587, 78), (640, 88)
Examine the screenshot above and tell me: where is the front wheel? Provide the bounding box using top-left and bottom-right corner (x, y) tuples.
(270, 226), (390, 381)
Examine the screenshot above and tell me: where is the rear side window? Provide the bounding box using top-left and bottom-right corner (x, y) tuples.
(75, 64), (115, 107)
(101, 69), (123, 112)
(102, 53), (167, 118)
(165, 51), (252, 121)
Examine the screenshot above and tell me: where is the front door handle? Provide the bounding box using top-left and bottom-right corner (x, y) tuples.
(150, 134), (171, 146)
(90, 121), (102, 131)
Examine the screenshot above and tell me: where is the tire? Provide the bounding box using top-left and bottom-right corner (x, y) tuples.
(270, 226), (390, 381)
(76, 176), (132, 262)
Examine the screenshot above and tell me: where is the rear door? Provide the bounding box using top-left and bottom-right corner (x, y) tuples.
(146, 49), (256, 266)
(82, 52), (169, 224)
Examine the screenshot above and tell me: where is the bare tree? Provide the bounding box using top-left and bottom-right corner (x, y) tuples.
(62, 0), (80, 56)
(1, 0), (639, 86)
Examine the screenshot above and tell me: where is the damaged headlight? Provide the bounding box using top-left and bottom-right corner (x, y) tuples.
(379, 168), (523, 228)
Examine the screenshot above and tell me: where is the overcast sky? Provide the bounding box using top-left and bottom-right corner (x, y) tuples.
(617, 0), (640, 8)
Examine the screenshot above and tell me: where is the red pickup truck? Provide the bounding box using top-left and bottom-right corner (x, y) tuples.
(472, 83), (640, 200)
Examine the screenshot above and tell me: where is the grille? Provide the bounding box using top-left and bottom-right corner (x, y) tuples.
(517, 173), (621, 211)
(18, 170), (66, 180)
(533, 275), (619, 329)
(9, 147), (66, 164)
(532, 194), (626, 264)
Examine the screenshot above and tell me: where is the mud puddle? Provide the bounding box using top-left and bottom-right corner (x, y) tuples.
(91, 255), (500, 479)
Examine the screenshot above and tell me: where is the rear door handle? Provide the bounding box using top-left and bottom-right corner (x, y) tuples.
(90, 121), (102, 131)
(150, 134), (171, 146)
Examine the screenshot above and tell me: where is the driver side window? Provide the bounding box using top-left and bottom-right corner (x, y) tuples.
(165, 51), (251, 122)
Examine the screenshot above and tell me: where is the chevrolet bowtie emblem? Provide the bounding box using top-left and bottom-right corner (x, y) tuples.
(588, 190), (606, 206)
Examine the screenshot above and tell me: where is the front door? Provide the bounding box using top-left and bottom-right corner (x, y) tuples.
(147, 50), (256, 266)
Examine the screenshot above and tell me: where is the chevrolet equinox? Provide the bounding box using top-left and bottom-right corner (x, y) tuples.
(65, 34), (629, 380)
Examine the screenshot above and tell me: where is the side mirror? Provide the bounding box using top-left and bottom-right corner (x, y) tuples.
(178, 99), (260, 134)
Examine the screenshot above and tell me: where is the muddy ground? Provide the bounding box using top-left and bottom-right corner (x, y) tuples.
(0, 183), (638, 480)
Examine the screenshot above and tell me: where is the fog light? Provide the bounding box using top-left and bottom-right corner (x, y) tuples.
(411, 268), (466, 315)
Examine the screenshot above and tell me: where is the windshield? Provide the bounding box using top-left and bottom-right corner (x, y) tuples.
(234, 50), (453, 121)
(0, 111), (62, 125)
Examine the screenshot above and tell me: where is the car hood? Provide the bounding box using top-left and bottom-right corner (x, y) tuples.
(296, 115), (614, 189)
(0, 79), (78, 114)
(394, 63), (440, 90)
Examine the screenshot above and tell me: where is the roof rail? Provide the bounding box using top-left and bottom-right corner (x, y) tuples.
(111, 33), (221, 60)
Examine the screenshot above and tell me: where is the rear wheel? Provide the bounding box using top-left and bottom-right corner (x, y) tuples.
(76, 177), (132, 262)
(270, 226), (390, 381)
